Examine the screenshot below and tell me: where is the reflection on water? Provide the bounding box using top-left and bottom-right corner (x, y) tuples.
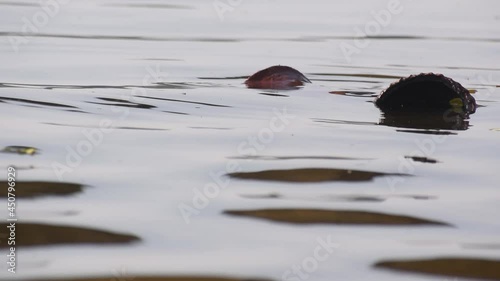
(379, 110), (471, 131)
(1, 0), (499, 280)
(228, 168), (408, 183)
(0, 181), (84, 198)
(224, 209), (449, 226)
(375, 258), (500, 280)
(0, 223), (139, 248)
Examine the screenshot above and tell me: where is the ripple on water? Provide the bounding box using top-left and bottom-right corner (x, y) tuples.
(223, 209), (450, 226)
(227, 168), (409, 183)
(0, 223), (139, 248)
(374, 257), (500, 280)
(0, 181), (84, 198)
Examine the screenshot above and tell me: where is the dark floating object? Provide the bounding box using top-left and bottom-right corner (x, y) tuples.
(375, 257), (500, 280)
(224, 209), (449, 226)
(245, 65), (311, 89)
(227, 168), (408, 183)
(0, 223), (139, 248)
(23, 276), (272, 281)
(375, 73), (476, 113)
(0, 181), (84, 198)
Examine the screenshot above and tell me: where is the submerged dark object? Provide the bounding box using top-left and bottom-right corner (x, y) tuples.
(375, 73), (476, 114)
(245, 65), (311, 89)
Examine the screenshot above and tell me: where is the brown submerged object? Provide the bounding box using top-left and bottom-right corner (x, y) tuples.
(245, 65), (311, 89)
(375, 73), (476, 114)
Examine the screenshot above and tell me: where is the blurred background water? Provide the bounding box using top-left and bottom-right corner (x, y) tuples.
(1, 0), (499, 280)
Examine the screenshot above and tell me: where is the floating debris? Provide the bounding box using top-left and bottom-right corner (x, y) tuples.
(1, 146), (39, 155)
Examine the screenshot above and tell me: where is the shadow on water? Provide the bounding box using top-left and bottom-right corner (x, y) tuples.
(227, 168), (408, 183)
(375, 257), (500, 280)
(0, 223), (139, 248)
(224, 209), (449, 226)
(0, 181), (84, 198)
(19, 277), (272, 281)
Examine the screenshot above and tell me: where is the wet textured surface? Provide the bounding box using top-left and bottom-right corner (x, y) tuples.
(1, 0), (499, 280)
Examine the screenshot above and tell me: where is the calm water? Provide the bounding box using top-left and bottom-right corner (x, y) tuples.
(1, 0), (500, 280)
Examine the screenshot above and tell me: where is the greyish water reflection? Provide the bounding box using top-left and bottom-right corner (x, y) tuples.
(1, 0), (499, 281)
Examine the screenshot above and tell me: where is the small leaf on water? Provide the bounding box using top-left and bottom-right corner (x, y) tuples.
(449, 98), (464, 107)
(1, 146), (39, 155)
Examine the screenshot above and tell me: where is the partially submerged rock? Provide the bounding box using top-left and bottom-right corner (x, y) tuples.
(375, 73), (476, 114)
(245, 65), (311, 89)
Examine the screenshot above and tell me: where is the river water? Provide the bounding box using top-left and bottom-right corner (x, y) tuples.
(1, 0), (500, 280)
